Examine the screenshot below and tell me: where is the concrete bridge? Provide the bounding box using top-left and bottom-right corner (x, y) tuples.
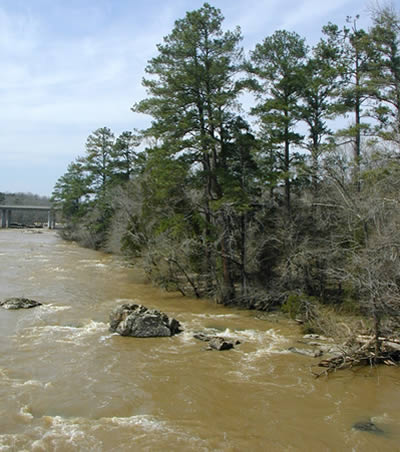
(0, 205), (58, 229)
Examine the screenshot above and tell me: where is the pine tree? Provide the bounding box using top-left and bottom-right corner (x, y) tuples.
(84, 127), (115, 195)
(368, 5), (400, 144)
(299, 33), (344, 192)
(323, 19), (371, 185)
(249, 30), (307, 213)
(51, 160), (90, 219)
(112, 131), (142, 182)
(133, 3), (244, 301)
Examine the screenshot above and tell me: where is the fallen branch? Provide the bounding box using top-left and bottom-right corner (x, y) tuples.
(313, 334), (400, 377)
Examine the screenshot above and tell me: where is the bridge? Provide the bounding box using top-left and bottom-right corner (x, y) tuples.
(0, 205), (58, 229)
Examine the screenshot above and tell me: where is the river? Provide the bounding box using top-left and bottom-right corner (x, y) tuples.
(0, 229), (399, 451)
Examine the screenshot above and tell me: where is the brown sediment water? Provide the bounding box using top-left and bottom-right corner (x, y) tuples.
(0, 229), (399, 451)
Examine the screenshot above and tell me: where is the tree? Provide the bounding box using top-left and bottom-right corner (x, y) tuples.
(324, 151), (400, 354)
(133, 3), (244, 301)
(218, 117), (259, 299)
(368, 5), (400, 144)
(113, 131), (142, 181)
(249, 30), (307, 213)
(51, 160), (90, 219)
(84, 127), (115, 195)
(299, 33), (344, 192)
(323, 19), (371, 185)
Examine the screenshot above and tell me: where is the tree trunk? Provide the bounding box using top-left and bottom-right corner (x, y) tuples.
(219, 208), (236, 303)
(240, 211), (248, 298)
(284, 112), (291, 216)
(353, 49), (361, 192)
(373, 303), (382, 359)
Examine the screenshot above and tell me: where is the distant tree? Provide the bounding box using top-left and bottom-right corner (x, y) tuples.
(112, 131), (142, 181)
(52, 160), (90, 219)
(84, 127), (115, 195)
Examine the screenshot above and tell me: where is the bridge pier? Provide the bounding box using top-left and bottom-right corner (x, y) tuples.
(47, 210), (56, 229)
(1, 209), (11, 228)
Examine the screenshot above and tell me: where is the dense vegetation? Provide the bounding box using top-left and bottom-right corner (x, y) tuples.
(53, 3), (400, 345)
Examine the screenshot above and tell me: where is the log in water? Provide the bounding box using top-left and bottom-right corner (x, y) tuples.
(0, 229), (399, 451)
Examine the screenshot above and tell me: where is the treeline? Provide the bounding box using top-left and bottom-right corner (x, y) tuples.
(53, 3), (400, 341)
(0, 192), (50, 224)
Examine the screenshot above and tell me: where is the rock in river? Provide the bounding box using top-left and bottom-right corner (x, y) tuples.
(193, 332), (240, 351)
(109, 303), (182, 337)
(352, 421), (384, 435)
(0, 297), (42, 309)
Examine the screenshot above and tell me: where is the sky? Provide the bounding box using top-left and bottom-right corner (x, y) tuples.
(0, 0), (373, 197)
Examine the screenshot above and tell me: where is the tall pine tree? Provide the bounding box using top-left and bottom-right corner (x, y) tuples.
(249, 30), (307, 214)
(133, 3), (244, 301)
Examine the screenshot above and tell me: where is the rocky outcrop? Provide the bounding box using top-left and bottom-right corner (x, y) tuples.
(0, 297), (42, 309)
(194, 332), (240, 351)
(109, 303), (182, 337)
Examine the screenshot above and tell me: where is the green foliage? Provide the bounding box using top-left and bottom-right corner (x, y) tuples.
(113, 131), (142, 181)
(249, 30), (308, 210)
(133, 2), (243, 158)
(52, 160), (90, 220)
(367, 5), (400, 142)
(282, 292), (319, 319)
(84, 127), (115, 194)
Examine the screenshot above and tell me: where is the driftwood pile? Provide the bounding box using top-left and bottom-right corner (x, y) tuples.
(313, 335), (400, 377)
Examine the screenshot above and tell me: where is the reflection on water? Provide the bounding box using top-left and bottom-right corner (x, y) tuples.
(0, 229), (399, 451)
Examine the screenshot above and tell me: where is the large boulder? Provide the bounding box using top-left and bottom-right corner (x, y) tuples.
(0, 297), (42, 310)
(109, 303), (182, 337)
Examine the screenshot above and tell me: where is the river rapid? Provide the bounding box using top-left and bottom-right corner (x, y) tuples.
(0, 229), (399, 451)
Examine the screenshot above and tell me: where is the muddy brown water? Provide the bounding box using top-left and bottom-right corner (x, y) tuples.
(0, 229), (399, 451)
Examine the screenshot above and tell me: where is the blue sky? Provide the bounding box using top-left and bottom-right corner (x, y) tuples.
(0, 0), (371, 196)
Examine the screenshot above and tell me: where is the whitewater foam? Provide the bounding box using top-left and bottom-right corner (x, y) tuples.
(16, 320), (109, 347)
(18, 405), (34, 422)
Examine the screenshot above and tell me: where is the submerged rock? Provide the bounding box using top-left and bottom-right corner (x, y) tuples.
(193, 333), (213, 342)
(109, 303), (182, 337)
(0, 297), (42, 310)
(194, 332), (240, 351)
(352, 421), (384, 435)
